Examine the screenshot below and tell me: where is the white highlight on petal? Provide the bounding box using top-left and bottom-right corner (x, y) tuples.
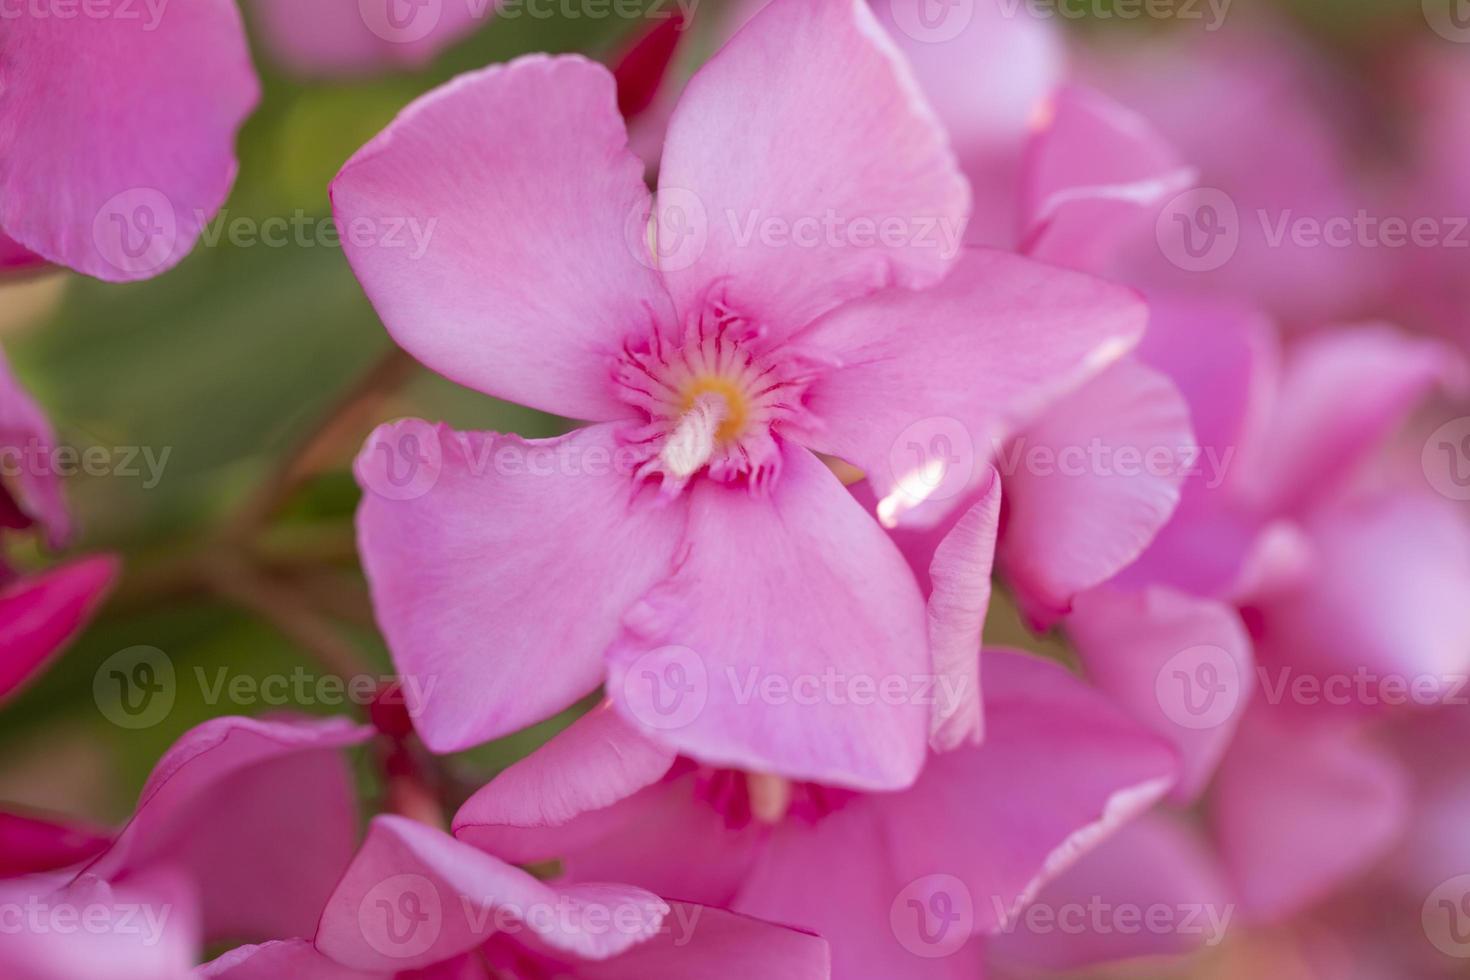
(876, 457), (950, 528)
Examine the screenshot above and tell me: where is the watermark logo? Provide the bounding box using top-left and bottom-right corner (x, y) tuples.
(888, 417), (976, 507)
(1424, 875), (1470, 957)
(93, 646), (175, 730)
(891, 874), (974, 958)
(360, 0), (443, 43)
(1424, 417), (1470, 501)
(887, 0), (975, 43)
(360, 420), (443, 502)
(360, 874), (442, 959)
(1157, 187), (1239, 272)
(1424, 0), (1470, 42)
(992, 895), (1234, 945)
(92, 188), (177, 278)
(628, 188), (708, 273)
(1154, 645), (1240, 730)
(620, 645), (708, 730)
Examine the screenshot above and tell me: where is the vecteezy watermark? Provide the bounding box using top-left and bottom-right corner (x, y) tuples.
(886, 0), (975, 42)
(0, 893), (175, 947)
(92, 188), (179, 278)
(93, 646), (436, 728)
(1257, 665), (1469, 709)
(357, 0), (694, 44)
(997, 0), (1231, 31)
(0, 0), (169, 29)
(891, 875), (974, 958)
(626, 191), (967, 273)
(198, 210), (438, 259)
(619, 645), (709, 732)
(1424, 875), (1470, 958)
(991, 895), (1234, 946)
(0, 438), (170, 490)
(1423, 417), (1470, 501)
(1158, 188), (1470, 272)
(887, 417), (977, 510)
(357, 874), (695, 960)
(992, 436), (1234, 490)
(1154, 645), (1243, 730)
(1423, 0), (1470, 43)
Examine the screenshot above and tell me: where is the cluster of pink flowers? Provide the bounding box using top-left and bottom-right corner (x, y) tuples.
(2, 0), (1469, 977)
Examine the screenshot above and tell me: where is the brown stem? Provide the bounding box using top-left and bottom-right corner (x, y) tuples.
(223, 347), (417, 543)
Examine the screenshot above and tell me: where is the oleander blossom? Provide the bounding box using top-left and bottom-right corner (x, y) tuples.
(337, 0), (1145, 788)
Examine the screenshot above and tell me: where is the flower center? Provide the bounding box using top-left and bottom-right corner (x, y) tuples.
(614, 299), (815, 496)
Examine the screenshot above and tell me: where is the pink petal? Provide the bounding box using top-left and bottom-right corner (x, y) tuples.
(82, 715), (372, 943)
(986, 812), (1233, 971)
(1020, 85), (1195, 273)
(875, 0), (1063, 250)
(655, 0), (969, 337)
(332, 56), (675, 421)
(0, 232), (47, 276)
(315, 815), (668, 971)
(574, 903), (831, 980)
(925, 471), (1000, 751)
(1067, 586), (1254, 804)
(250, 0), (486, 77)
(733, 650), (1176, 973)
(605, 443), (930, 790)
(201, 939), (379, 980)
(0, 556), (118, 704)
(735, 804), (986, 980)
(1239, 326), (1460, 518)
(996, 359), (1193, 628)
(452, 703), (677, 859)
(354, 421), (687, 752)
(0, 347), (75, 548)
(0, 809), (110, 878)
(0, 870), (199, 980)
(1211, 712), (1409, 922)
(0, 0), (258, 281)
(1251, 492), (1470, 708)
(459, 751), (764, 909)
(795, 248), (1146, 529)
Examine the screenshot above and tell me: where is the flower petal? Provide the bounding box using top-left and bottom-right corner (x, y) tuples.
(997, 359), (1193, 628)
(332, 55), (675, 421)
(606, 442), (930, 790)
(573, 903), (831, 980)
(926, 471), (1000, 751)
(0, 0), (258, 281)
(1067, 586), (1254, 804)
(82, 715), (372, 943)
(0, 347), (75, 548)
(355, 421), (687, 751)
(655, 0), (968, 336)
(316, 815), (668, 971)
(796, 248), (1146, 529)
(1021, 85), (1195, 273)
(452, 703), (678, 860)
(201, 939), (376, 980)
(0, 556), (117, 703)
(0, 809), (110, 878)
(1211, 712), (1409, 921)
(250, 0), (486, 77)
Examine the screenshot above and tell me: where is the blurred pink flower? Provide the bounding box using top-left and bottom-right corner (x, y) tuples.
(0, 350), (116, 704)
(0, 715), (373, 952)
(452, 650), (1178, 979)
(292, 813), (831, 978)
(336, 0), (1143, 787)
(0, 0), (259, 281)
(249, 0), (488, 77)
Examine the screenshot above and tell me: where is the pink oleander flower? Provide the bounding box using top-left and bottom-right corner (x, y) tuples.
(248, 0), (488, 77)
(0, 350), (116, 704)
(0, 0), (258, 281)
(336, 0), (1145, 788)
(0, 714), (373, 975)
(251, 813), (832, 979)
(449, 650), (1178, 980)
